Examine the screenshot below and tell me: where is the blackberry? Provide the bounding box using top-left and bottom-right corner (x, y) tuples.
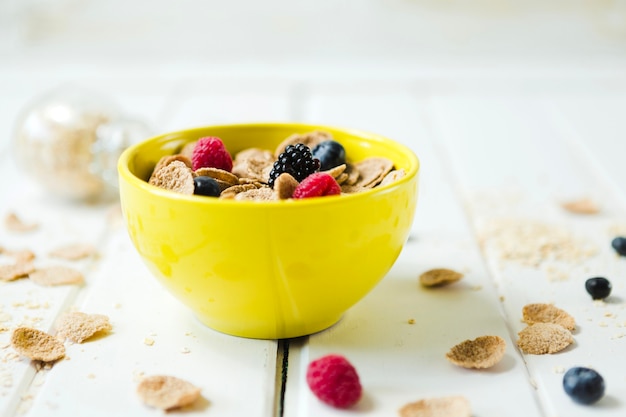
(268, 143), (320, 188)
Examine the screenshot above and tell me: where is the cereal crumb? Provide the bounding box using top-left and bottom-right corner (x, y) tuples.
(470, 285), (483, 291)
(143, 338), (155, 346)
(598, 321), (609, 327)
(553, 365), (566, 374)
(517, 323), (573, 354)
(399, 395), (471, 417)
(136, 375), (201, 411)
(180, 347), (190, 354)
(445, 335), (506, 369)
(419, 268), (464, 287)
(522, 303), (576, 331)
(87, 373), (95, 379)
(55, 312), (112, 343)
(10, 327), (65, 362)
(407, 319), (415, 325)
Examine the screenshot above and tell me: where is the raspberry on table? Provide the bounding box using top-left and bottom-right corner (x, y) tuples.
(306, 354), (362, 408)
(268, 143), (320, 188)
(292, 172), (341, 199)
(191, 137), (233, 172)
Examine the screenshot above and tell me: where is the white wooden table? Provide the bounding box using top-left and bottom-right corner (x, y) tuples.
(1, 70), (626, 417)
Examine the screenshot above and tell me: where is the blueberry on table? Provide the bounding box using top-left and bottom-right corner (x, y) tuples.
(585, 277), (612, 300)
(193, 176), (221, 197)
(311, 140), (346, 171)
(611, 236), (626, 256)
(563, 367), (605, 404)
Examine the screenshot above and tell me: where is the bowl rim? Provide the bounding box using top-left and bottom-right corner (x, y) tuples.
(118, 122), (420, 207)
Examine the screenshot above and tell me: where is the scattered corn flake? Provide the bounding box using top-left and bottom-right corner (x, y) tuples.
(522, 303), (576, 331)
(445, 335), (506, 369)
(49, 243), (96, 261)
(419, 268), (464, 287)
(55, 312), (112, 343)
(10, 327), (65, 362)
(143, 338), (155, 346)
(561, 198), (600, 215)
(29, 266), (84, 286)
(4, 213), (38, 232)
(517, 323), (573, 355)
(553, 365), (566, 374)
(0, 263), (35, 282)
(408, 319), (415, 325)
(136, 375), (201, 411)
(399, 395), (471, 417)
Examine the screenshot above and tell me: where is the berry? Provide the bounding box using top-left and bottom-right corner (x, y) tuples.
(292, 172), (341, 199)
(268, 143), (320, 188)
(563, 367), (605, 404)
(611, 236), (626, 256)
(306, 354), (362, 409)
(191, 137), (233, 172)
(193, 176), (221, 197)
(585, 277), (611, 300)
(311, 140), (346, 171)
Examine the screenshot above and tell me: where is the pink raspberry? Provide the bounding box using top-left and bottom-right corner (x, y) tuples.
(306, 354), (362, 408)
(191, 137), (233, 172)
(292, 172), (341, 199)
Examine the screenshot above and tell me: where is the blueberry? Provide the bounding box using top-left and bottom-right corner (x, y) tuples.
(563, 367), (605, 404)
(193, 176), (221, 197)
(611, 236), (626, 256)
(311, 140), (346, 171)
(585, 277), (612, 300)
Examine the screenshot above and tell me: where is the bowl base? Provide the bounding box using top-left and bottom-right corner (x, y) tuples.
(193, 313), (343, 340)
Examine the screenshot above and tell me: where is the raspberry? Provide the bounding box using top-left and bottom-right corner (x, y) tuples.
(191, 137), (233, 172)
(292, 172), (341, 199)
(306, 354), (362, 408)
(268, 143), (320, 188)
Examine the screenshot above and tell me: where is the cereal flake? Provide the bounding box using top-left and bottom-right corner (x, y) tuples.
(419, 268), (464, 287)
(148, 160), (195, 195)
(4, 213), (38, 232)
(29, 266), (84, 286)
(10, 327), (65, 362)
(0, 263), (35, 282)
(55, 312), (112, 343)
(445, 335), (506, 369)
(49, 243), (96, 261)
(137, 375), (201, 411)
(517, 323), (573, 354)
(399, 396), (471, 417)
(522, 303), (576, 331)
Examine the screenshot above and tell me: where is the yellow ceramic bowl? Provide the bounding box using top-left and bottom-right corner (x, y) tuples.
(118, 123), (419, 339)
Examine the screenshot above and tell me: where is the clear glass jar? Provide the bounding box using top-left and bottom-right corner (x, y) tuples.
(13, 86), (152, 201)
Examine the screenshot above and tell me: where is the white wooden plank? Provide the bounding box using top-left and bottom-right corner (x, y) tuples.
(429, 94), (626, 416)
(284, 85), (542, 416)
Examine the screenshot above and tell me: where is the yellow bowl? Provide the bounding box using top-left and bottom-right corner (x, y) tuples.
(118, 123), (419, 339)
